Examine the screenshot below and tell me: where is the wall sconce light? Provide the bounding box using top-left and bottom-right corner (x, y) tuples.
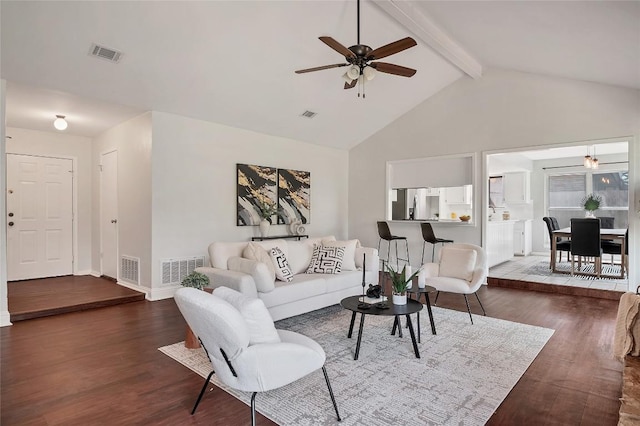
(53, 115), (68, 131)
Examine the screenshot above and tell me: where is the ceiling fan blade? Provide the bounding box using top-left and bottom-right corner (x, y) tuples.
(367, 37), (417, 60)
(371, 62), (417, 77)
(295, 63), (348, 74)
(319, 36), (356, 59)
(344, 79), (357, 90)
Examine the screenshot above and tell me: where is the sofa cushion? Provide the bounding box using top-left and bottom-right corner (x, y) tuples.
(269, 247), (294, 282)
(258, 274), (327, 308)
(213, 286), (280, 345)
(306, 245), (345, 274)
(322, 239), (358, 271)
(209, 242), (248, 269)
(439, 247), (477, 282)
(324, 271), (363, 293)
(227, 256), (275, 293)
(242, 242), (276, 281)
(286, 240), (315, 275)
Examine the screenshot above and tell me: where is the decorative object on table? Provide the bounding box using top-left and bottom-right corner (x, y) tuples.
(582, 193), (602, 218)
(357, 253), (371, 309)
(296, 224), (306, 236)
(459, 215), (471, 222)
(288, 219), (302, 235)
(277, 168), (310, 226)
(257, 200), (279, 237)
(502, 211), (510, 220)
(180, 271), (210, 290)
(366, 284), (382, 299)
(237, 163), (277, 226)
(386, 264), (421, 305)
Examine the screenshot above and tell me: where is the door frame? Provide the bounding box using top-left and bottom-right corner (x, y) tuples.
(99, 149), (118, 279)
(5, 152), (78, 277)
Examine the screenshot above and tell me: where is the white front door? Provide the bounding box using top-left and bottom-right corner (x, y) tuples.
(100, 151), (118, 280)
(6, 154), (73, 281)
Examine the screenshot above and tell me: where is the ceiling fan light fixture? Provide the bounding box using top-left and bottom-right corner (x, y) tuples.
(342, 72), (354, 84)
(53, 115), (68, 131)
(346, 65), (360, 80)
(363, 66), (376, 81)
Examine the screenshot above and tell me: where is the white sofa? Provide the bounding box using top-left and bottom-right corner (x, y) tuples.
(195, 236), (379, 321)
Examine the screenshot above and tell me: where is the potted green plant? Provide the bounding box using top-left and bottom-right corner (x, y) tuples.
(581, 193), (602, 218)
(386, 264), (421, 305)
(257, 200), (278, 237)
(181, 271), (209, 290)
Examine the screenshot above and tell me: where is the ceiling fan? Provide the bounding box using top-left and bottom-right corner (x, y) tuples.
(295, 0), (417, 97)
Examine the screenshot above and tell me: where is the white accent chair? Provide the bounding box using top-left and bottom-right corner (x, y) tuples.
(174, 287), (341, 425)
(417, 243), (487, 324)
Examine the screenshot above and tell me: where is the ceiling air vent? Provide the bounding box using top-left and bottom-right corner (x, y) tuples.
(300, 110), (317, 119)
(89, 43), (122, 63)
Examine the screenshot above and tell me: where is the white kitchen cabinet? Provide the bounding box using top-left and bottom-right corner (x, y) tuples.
(442, 185), (471, 204)
(425, 187), (441, 196)
(513, 219), (532, 256)
(503, 172), (531, 204)
(487, 221), (515, 267)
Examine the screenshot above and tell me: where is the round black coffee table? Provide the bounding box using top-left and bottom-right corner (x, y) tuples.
(340, 295), (423, 360)
(407, 285), (438, 341)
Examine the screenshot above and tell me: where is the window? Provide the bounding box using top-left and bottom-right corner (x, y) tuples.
(592, 172), (628, 208)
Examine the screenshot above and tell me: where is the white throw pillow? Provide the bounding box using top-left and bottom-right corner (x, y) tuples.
(321, 239), (358, 271)
(306, 244), (345, 274)
(439, 247), (477, 282)
(269, 247), (294, 282)
(213, 287), (280, 345)
(242, 242), (276, 282)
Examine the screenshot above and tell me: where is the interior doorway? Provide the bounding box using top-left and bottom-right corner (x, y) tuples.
(6, 154), (73, 281)
(100, 150), (118, 280)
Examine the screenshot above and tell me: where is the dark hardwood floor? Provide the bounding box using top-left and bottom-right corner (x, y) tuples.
(8, 275), (146, 321)
(1, 285), (622, 425)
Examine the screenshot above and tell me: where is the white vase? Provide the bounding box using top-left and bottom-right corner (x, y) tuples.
(585, 210), (596, 218)
(392, 293), (407, 305)
(259, 219), (270, 237)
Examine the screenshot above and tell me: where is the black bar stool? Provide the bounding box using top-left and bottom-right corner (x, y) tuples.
(420, 222), (453, 263)
(376, 221), (410, 270)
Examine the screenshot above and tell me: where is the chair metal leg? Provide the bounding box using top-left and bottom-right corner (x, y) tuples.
(463, 294), (474, 324)
(404, 240), (410, 268)
(421, 241), (426, 265)
(191, 370), (215, 415)
(395, 240), (399, 270)
(322, 366), (342, 421)
(474, 292), (486, 316)
(431, 244), (436, 262)
(250, 392), (258, 426)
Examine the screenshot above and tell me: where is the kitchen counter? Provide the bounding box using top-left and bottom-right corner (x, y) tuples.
(388, 219), (475, 226)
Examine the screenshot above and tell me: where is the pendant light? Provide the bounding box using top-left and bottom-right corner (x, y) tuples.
(53, 115), (68, 131)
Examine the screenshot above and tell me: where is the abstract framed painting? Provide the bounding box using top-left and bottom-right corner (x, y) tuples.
(236, 164), (277, 226)
(277, 168), (310, 225)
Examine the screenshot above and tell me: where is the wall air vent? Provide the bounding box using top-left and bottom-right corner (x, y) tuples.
(89, 43), (122, 63)
(301, 110), (317, 119)
(161, 256), (205, 286)
(121, 255), (140, 285)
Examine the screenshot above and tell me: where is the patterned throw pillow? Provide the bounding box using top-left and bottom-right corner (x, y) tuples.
(306, 244), (345, 274)
(269, 247), (294, 282)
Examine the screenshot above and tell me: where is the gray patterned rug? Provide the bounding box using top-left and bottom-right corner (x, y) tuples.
(524, 260), (627, 282)
(159, 304), (554, 425)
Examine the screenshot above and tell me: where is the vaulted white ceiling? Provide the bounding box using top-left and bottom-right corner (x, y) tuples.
(2, 1), (639, 149)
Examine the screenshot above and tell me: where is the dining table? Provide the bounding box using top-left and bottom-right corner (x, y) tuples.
(551, 227), (627, 278)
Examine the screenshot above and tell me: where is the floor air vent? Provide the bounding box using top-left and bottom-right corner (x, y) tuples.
(121, 255), (140, 285)
(161, 256), (205, 286)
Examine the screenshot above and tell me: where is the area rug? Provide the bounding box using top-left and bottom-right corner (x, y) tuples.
(159, 305), (554, 425)
(524, 260), (627, 282)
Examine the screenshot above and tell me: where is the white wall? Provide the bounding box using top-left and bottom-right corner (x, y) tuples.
(149, 111), (349, 295)
(92, 113), (152, 291)
(349, 68), (640, 277)
(0, 80), (9, 326)
(6, 127), (93, 273)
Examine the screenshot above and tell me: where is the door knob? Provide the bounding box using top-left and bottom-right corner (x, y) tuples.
(8, 212), (13, 217)
(111, 219), (117, 224)
(8, 222), (14, 227)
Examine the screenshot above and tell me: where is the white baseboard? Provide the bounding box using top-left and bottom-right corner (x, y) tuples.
(74, 269), (93, 276)
(147, 285), (181, 301)
(90, 270), (101, 277)
(0, 311), (12, 327)
(116, 280), (150, 297)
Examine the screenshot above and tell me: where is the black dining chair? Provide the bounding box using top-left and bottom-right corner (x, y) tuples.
(570, 218), (602, 277)
(602, 228), (628, 276)
(597, 217), (614, 229)
(376, 221), (410, 270)
(543, 217), (570, 268)
(420, 222), (454, 263)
